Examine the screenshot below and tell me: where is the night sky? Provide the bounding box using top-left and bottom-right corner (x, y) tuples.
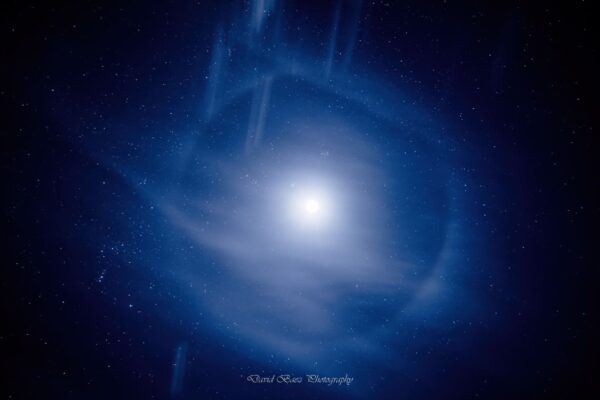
(2, 1), (597, 399)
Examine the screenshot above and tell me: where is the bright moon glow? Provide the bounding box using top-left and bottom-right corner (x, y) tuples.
(287, 186), (333, 229)
(304, 199), (321, 214)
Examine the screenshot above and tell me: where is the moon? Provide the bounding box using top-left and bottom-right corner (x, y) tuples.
(304, 198), (321, 214)
(286, 186), (333, 230)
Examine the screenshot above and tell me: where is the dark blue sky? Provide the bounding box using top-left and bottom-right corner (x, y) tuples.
(2, 1), (596, 399)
